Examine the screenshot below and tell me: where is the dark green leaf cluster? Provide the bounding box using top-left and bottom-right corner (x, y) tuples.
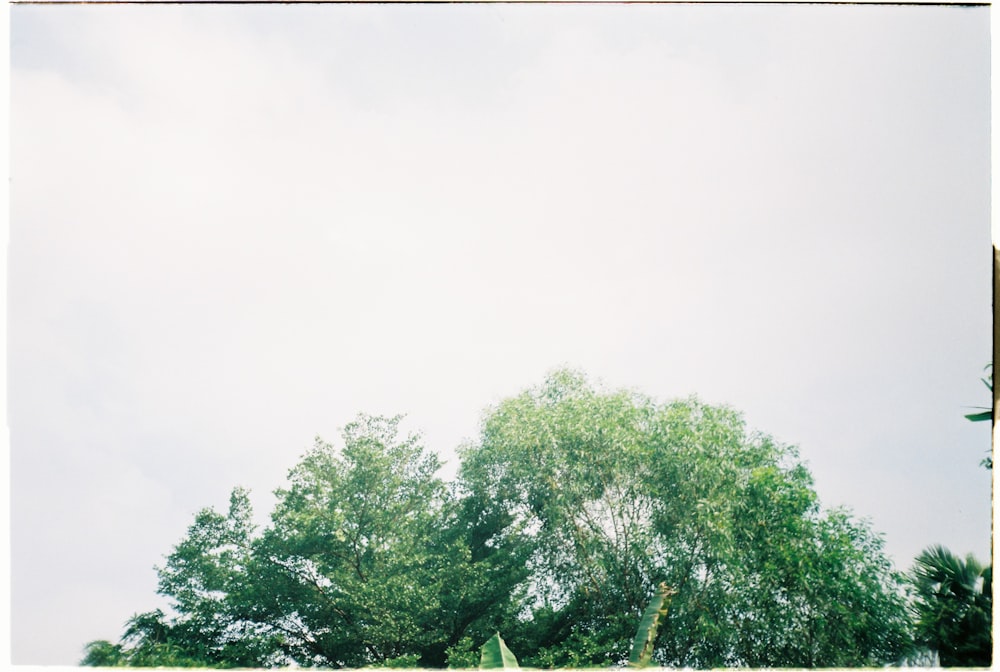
(83, 370), (927, 668)
(908, 545), (992, 666)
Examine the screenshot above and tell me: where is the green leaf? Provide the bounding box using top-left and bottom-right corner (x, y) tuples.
(964, 410), (992, 422)
(479, 633), (520, 669)
(628, 583), (676, 668)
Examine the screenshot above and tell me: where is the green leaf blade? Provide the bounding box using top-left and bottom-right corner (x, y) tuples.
(628, 583), (676, 668)
(479, 633), (520, 669)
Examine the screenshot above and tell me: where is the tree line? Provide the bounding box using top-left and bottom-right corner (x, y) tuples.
(81, 369), (991, 668)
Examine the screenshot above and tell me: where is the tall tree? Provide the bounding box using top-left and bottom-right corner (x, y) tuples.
(154, 487), (282, 667)
(249, 413), (525, 667)
(248, 414), (450, 666)
(459, 369), (913, 668)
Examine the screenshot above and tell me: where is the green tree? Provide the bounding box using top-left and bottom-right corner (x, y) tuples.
(153, 487), (283, 667)
(81, 609), (220, 668)
(80, 639), (124, 667)
(81, 485), (280, 669)
(909, 545), (992, 666)
(84, 414), (529, 668)
(244, 414), (447, 666)
(429, 486), (533, 667)
(82, 373), (917, 669)
(459, 369), (913, 668)
(249, 413), (523, 667)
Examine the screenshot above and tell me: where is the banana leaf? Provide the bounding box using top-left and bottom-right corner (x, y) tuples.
(479, 633), (519, 669)
(628, 583), (677, 668)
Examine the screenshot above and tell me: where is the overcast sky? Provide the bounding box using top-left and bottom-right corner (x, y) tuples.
(9, 3), (993, 666)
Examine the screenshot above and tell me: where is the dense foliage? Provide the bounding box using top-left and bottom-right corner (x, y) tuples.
(908, 545), (992, 666)
(82, 370), (981, 668)
(456, 371), (912, 667)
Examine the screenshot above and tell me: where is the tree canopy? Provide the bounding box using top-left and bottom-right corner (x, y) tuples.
(457, 370), (912, 667)
(84, 369), (978, 668)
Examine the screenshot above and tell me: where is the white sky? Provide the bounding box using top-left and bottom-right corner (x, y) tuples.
(8, 3), (993, 666)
